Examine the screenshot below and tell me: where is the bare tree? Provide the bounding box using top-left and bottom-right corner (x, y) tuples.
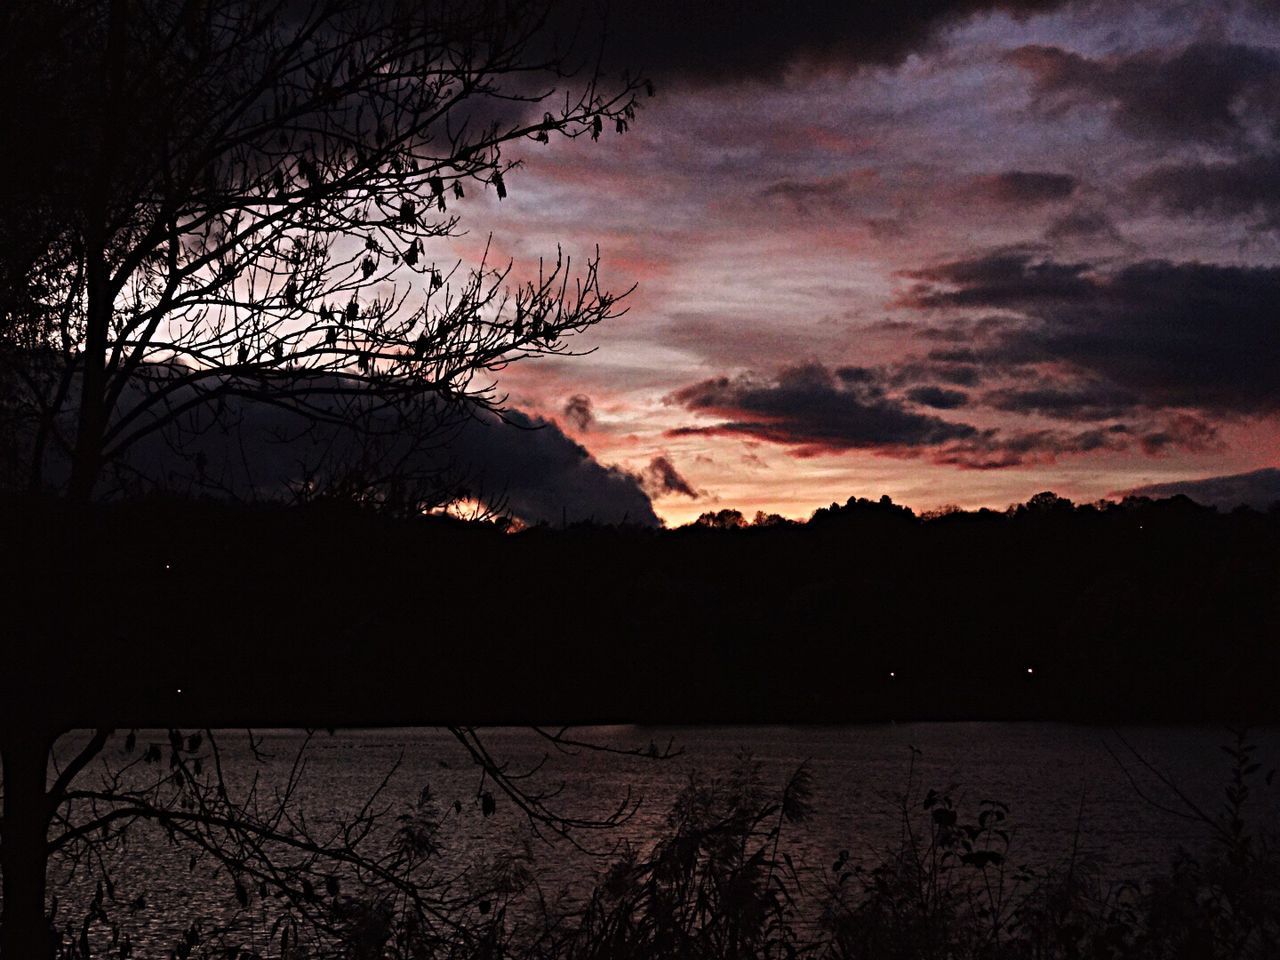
(0, 1), (654, 955)
(36, 727), (677, 959)
(0, 0), (646, 505)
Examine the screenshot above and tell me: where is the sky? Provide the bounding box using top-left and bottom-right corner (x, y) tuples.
(447, 0), (1280, 525)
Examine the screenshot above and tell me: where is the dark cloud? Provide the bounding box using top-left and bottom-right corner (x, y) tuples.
(759, 176), (856, 215)
(902, 252), (1095, 309)
(914, 314), (1019, 343)
(905, 385), (970, 409)
(904, 253), (1280, 416)
(983, 381), (1136, 420)
(1044, 208), (1123, 242)
(661, 359), (1214, 468)
(979, 170), (1078, 204)
(639, 455), (700, 499)
(833, 365), (883, 386)
(1133, 152), (1280, 229)
(78, 373), (660, 526)
(598, 0), (1072, 85)
(1134, 413), (1220, 455)
(1007, 42), (1280, 143)
(1118, 467), (1280, 511)
(453, 410), (660, 525)
(932, 414), (1215, 468)
(933, 424), (1132, 469)
(936, 364), (984, 387)
(664, 362), (977, 456)
(884, 355), (992, 389)
(563, 393), (594, 431)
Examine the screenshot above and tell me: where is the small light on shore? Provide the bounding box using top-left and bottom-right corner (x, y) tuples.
(176, 688), (182, 694)
(889, 671), (896, 679)
(1026, 667), (1034, 675)
(164, 563), (171, 570)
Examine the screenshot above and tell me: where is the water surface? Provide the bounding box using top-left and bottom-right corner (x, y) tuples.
(49, 723), (1280, 954)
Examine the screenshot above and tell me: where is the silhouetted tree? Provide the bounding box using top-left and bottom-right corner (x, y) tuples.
(0, 0), (644, 505)
(752, 510), (791, 527)
(35, 726), (671, 960)
(0, 1), (651, 954)
(693, 508), (747, 530)
(807, 494), (915, 529)
(1014, 491), (1075, 517)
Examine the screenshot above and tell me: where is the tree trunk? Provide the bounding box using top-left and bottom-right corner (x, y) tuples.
(68, 0), (129, 503)
(68, 251), (109, 503)
(0, 729), (52, 959)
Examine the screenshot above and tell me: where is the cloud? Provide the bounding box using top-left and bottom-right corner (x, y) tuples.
(72, 371), (660, 526)
(903, 252), (1280, 416)
(933, 424), (1133, 469)
(1118, 467), (1280, 510)
(562, 393), (594, 431)
(454, 410), (660, 525)
(1007, 42), (1280, 143)
(905, 385), (970, 409)
(596, 0), (1073, 85)
(1044, 208), (1124, 242)
(934, 415), (1217, 468)
(978, 170), (1078, 204)
(664, 362), (978, 456)
(927, 363), (984, 387)
(903, 252), (1095, 309)
(660, 358), (1217, 469)
(1133, 152), (1280, 229)
(1134, 413), (1220, 455)
(759, 175), (859, 216)
(639, 455), (700, 499)
(982, 381), (1136, 420)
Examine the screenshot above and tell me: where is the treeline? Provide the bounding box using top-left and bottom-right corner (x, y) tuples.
(3, 491), (1278, 727)
(512, 491), (1280, 723)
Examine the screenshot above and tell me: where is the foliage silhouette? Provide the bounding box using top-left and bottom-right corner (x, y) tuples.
(59, 734), (1268, 960)
(0, 0), (653, 952)
(549, 736), (1278, 960)
(39, 727), (672, 960)
(560, 758), (814, 960)
(0, 0), (644, 507)
(816, 735), (1280, 960)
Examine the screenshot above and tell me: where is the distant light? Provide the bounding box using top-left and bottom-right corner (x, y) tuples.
(889, 671), (896, 678)
(176, 688), (182, 694)
(164, 563), (171, 570)
(1026, 667), (1034, 675)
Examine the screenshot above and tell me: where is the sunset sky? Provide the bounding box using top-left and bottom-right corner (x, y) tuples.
(451, 0), (1280, 525)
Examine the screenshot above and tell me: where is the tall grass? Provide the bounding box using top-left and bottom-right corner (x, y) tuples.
(53, 734), (1280, 960)
(562, 733), (1278, 960)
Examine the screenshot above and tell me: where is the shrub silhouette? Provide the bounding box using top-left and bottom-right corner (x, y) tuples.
(44, 734), (1280, 959)
(563, 758), (813, 960)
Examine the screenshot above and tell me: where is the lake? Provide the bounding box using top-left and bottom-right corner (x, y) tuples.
(48, 723), (1280, 955)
